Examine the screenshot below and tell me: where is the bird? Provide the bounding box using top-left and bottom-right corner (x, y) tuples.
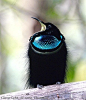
(27, 17), (67, 88)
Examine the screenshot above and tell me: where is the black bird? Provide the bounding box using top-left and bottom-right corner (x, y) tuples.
(27, 17), (67, 88)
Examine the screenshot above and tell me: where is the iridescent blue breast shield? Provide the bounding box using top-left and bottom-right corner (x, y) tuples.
(31, 35), (62, 51)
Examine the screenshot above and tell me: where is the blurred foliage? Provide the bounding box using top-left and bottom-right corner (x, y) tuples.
(2, 0), (17, 4)
(65, 60), (77, 83)
(0, 0), (86, 94)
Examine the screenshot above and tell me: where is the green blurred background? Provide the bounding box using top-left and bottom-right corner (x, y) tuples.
(0, 0), (86, 94)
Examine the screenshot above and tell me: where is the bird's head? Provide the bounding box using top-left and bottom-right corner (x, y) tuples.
(31, 17), (58, 32)
(30, 17), (65, 52)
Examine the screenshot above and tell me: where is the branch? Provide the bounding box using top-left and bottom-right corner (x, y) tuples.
(0, 81), (86, 100)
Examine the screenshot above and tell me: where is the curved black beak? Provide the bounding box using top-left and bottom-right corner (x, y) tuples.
(31, 17), (46, 31)
(31, 17), (45, 24)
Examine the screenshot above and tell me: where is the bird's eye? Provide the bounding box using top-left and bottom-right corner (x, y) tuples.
(32, 35), (62, 51)
(48, 25), (51, 28)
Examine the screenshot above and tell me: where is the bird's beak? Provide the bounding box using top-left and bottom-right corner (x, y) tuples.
(31, 17), (46, 31)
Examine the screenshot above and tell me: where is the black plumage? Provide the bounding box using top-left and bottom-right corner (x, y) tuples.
(27, 17), (67, 88)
